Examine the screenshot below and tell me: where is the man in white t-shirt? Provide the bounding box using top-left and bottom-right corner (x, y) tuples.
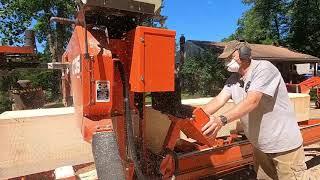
(201, 40), (309, 180)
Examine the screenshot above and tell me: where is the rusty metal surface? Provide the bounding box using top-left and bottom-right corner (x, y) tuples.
(0, 46), (34, 55)
(0, 114), (93, 179)
(0, 45), (41, 70)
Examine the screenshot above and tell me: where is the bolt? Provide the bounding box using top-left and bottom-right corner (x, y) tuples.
(140, 37), (145, 43)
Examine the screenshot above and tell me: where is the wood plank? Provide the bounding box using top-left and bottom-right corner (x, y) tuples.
(0, 114), (93, 179)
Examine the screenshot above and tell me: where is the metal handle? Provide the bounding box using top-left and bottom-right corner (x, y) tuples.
(50, 17), (82, 26)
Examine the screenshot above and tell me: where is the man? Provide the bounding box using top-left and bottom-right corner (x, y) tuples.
(201, 40), (309, 180)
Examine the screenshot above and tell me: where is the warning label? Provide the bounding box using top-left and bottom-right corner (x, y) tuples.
(96, 81), (110, 102)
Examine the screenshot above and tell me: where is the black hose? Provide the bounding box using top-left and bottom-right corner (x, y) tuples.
(116, 61), (145, 180)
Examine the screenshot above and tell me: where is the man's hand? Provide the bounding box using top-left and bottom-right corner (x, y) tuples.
(201, 116), (223, 137)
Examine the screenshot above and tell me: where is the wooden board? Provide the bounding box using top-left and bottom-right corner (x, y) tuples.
(145, 107), (172, 154)
(289, 93), (310, 122)
(0, 113), (93, 179)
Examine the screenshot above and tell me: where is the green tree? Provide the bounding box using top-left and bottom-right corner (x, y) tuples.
(228, 0), (320, 60)
(288, 0), (320, 57)
(0, 72), (16, 112)
(0, 0), (77, 112)
(0, 0), (76, 61)
(227, 0), (291, 45)
(181, 51), (229, 96)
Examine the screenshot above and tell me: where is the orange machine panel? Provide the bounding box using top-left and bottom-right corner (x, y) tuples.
(130, 26), (176, 92)
(64, 26), (115, 118)
(62, 26), (116, 141)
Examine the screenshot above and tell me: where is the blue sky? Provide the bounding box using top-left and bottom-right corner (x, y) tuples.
(31, 0), (249, 51)
(162, 0), (250, 42)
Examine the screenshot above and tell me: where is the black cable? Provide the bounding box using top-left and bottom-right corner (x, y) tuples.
(116, 60), (145, 180)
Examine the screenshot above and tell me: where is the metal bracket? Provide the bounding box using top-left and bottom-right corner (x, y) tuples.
(47, 62), (70, 70)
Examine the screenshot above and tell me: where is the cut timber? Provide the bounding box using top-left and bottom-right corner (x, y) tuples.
(0, 107), (75, 119)
(289, 93), (310, 122)
(0, 108), (93, 179)
(145, 107), (172, 154)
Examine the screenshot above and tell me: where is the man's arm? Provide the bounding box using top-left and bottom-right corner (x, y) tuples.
(202, 63), (281, 136)
(202, 91), (231, 115)
(202, 91), (263, 136)
(223, 91), (263, 123)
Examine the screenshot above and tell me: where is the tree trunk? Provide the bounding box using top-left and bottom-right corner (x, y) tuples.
(274, 14), (281, 44)
(47, 32), (57, 62)
(43, 4), (58, 63)
(55, 6), (67, 62)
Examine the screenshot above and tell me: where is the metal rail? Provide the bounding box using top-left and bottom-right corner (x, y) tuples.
(167, 119), (320, 179)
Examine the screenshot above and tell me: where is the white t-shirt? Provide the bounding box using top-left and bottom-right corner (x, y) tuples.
(222, 60), (303, 153)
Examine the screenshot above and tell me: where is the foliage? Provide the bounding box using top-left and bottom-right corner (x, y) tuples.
(0, 91), (11, 112)
(230, 0), (291, 45)
(16, 68), (61, 101)
(0, 72), (16, 112)
(0, 0), (76, 112)
(0, 0), (76, 46)
(287, 0), (320, 58)
(227, 0), (320, 58)
(181, 51), (229, 96)
(0, 0), (76, 63)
